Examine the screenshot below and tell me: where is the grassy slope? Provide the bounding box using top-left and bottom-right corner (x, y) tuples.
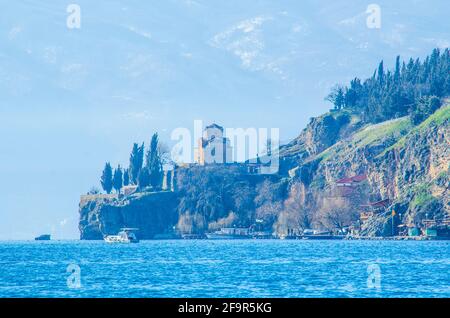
(314, 101), (450, 162)
(382, 102), (450, 155)
(315, 117), (412, 162)
(351, 117), (411, 147)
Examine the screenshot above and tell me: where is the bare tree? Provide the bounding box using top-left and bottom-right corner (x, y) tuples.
(280, 183), (313, 232)
(176, 212), (206, 234)
(273, 183), (317, 237)
(318, 197), (357, 233)
(158, 141), (173, 166)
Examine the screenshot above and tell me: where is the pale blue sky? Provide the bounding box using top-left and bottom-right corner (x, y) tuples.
(0, 0), (448, 239)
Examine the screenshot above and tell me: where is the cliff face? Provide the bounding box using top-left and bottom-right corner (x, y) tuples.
(283, 104), (449, 236)
(79, 192), (178, 239)
(278, 111), (362, 174)
(79, 104), (449, 239)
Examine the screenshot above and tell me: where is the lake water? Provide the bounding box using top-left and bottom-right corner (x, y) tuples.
(0, 240), (449, 298)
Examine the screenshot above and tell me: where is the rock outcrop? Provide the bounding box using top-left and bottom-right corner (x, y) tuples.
(79, 192), (178, 239)
(283, 104), (449, 236)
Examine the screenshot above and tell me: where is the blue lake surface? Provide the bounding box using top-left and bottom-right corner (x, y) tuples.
(0, 240), (449, 298)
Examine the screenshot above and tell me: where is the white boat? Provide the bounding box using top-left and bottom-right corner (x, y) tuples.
(104, 228), (139, 243)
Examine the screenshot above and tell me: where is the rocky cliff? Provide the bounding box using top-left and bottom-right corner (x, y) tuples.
(279, 102), (449, 236)
(79, 191), (178, 239)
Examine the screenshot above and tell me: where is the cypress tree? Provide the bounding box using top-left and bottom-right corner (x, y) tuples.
(137, 168), (150, 190)
(146, 133), (164, 190)
(129, 143), (144, 184)
(100, 162), (113, 194)
(394, 56), (401, 82)
(377, 60), (384, 84)
(113, 165), (123, 194)
(123, 169), (130, 187)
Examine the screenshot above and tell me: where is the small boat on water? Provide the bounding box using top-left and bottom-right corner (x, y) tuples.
(35, 234), (51, 241)
(301, 235), (345, 240)
(104, 228), (139, 243)
(181, 233), (206, 239)
(206, 228), (251, 239)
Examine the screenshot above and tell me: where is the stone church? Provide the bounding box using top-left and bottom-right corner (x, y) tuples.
(195, 123), (233, 165)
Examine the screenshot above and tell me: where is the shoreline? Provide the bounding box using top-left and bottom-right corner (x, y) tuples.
(1, 237), (450, 243)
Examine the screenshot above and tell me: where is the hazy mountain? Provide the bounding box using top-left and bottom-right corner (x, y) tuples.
(0, 0), (449, 239)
